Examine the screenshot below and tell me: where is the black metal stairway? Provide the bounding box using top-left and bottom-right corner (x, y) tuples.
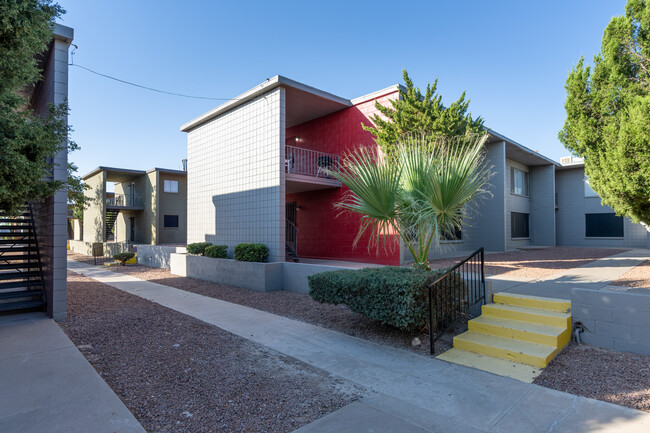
(0, 206), (46, 313)
(105, 209), (119, 241)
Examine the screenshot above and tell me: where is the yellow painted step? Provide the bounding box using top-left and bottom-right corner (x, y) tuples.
(437, 348), (543, 383)
(453, 331), (559, 368)
(482, 303), (571, 328)
(493, 292), (571, 313)
(468, 315), (571, 347)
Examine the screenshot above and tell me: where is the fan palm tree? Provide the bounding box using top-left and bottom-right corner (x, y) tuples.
(331, 133), (492, 270)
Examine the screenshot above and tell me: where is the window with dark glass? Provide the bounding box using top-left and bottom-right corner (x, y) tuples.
(511, 212), (529, 238)
(585, 213), (624, 238)
(441, 225), (462, 241)
(164, 215), (179, 228)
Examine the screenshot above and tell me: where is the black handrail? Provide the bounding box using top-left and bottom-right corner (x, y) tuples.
(428, 247), (486, 354)
(27, 203), (47, 306)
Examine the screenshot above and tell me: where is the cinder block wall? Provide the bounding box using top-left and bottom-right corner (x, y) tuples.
(30, 26), (73, 320)
(473, 141), (506, 252)
(186, 87), (285, 262)
(530, 164), (556, 246)
(572, 288), (650, 356)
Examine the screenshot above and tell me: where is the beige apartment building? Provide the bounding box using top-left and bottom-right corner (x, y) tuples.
(81, 166), (187, 246)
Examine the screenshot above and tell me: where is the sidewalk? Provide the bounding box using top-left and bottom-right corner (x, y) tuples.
(489, 248), (650, 299)
(68, 259), (650, 432)
(0, 312), (145, 433)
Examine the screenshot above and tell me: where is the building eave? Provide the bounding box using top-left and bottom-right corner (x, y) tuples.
(487, 129), (560, 167)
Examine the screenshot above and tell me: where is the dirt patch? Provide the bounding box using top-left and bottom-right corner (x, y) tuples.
(534, 343), (650, 412)
(67, 252), (460, 355)
(611, 259), (650, 289)
(428, 247), (627, 279)
(61, 271), (365, 433)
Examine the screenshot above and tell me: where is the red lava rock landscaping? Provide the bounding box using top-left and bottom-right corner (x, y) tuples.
(611, 259), (650, 289)
(61, 271), (365, 433)
(428, 247), (627, 278)
(534, 343), (650, 412)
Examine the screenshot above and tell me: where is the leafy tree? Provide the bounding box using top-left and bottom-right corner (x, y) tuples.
(331, 133), (491, 270)
(559, 0), (650, 225)
(68, 162), (90, 221)
(362, 70), (484, 161)
(0, 0), (74, 216)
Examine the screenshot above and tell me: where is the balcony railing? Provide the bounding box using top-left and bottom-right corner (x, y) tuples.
(106, 194), (145, 208)
(285, 145), (340, 179)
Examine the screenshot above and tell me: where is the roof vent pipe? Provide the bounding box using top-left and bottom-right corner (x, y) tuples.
(182, 159), (187, 172)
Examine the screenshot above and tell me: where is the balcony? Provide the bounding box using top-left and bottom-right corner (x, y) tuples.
(106, 193), (145, 210)
(285, 145), (341, 193)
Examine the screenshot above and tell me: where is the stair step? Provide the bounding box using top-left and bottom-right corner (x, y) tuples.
(453, 331), (559, 368)
(0, 218), (32, 223)
(0, 299), (45, 312)
(482, 303), (571, 328)
(0, 280), (42, 290)
(0, 255), (39, 262)
(0, 289), (42, 300)
(493, 292), (571, 313)
(0, 224), (32, 228)
(0, 247), (38, 254)
(0, 262), (39, 270)
(0, 271), (40, 281)
(468, 315), (570, 347)
(437, 348), (543, 383)
(0, 239), (35, 245)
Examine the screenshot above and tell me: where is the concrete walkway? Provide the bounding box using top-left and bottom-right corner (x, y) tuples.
(68, 259), (650, 432)
(490, 248), (650, 299)
(0, 312), (145, 433)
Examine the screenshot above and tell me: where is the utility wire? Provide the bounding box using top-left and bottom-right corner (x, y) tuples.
(69, 63), (241, 101)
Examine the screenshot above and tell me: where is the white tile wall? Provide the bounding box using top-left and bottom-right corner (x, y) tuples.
(186, 87), (286, 262)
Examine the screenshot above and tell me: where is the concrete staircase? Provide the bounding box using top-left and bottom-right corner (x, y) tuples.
(438, 292), (571, 382)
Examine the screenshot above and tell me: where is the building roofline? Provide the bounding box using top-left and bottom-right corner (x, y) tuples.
(180, 75), (352, 132)
(350, 85), (401, 106)
(557, 162), (585, 170)
(82, 166), (186, 180)
(53, 23), (73, 43)
(487, 129), (560, 166)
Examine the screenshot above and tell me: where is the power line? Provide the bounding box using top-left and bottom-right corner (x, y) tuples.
(69, 63), (240, 101)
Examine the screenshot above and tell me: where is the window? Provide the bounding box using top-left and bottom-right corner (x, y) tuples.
(511, 212), (529, 238)
(511, 168), (529, 196)
(164, 215), (179, 228)
(584, 176), (598, 197)
(441, 226), (462, 242)
(164, 179), (178, 193)
(585, 213), (623, 238)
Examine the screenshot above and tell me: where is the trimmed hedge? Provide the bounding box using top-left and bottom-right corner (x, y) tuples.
(186, 242), (212, 256)
(308, 266), (466, 332)
(234, 243), (268, 262)
(113, 252), (135, 265)
(205, 244), (228, 259)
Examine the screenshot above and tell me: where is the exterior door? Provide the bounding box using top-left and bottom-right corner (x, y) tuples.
(285, 202), (297, 253)
(129, 217), (135, 242)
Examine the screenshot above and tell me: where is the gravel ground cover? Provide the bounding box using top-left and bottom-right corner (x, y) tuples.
(427, 247), (627, 279)
(61, 271), (365, 433)
(67, 252), (458, 355)
(534, 343), (650, 412)
(611, 259), (650, 289)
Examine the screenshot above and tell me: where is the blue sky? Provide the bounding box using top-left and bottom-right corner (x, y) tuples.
(57, 0), (627, 178)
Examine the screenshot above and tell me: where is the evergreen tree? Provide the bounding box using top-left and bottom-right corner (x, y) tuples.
(0, 0), (73, 215)
(362, 70), (484, 161)
(560, 0), (650, 225)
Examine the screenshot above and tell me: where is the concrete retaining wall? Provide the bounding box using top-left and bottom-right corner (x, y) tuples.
(170, 254), (363, 293)
(68, 240), (99, 256)
(572, 288), (650, 356)
(136, 245), (186, 269)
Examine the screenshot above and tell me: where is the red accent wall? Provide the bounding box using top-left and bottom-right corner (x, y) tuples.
(286, 91), (400, 266)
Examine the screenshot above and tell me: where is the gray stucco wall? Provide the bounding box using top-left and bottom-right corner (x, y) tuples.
(572, 288), (650, 356)
(530, 164), (556, 246)
(556, 167), (648, 247)
(474, 141), (507, 252)
(30, 26), (73, 321)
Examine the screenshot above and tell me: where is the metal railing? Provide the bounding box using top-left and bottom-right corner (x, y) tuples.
(286, 218), (298, 257)
(285, 145), (340, 178)
(106, 194), (145, 208)
(428, 247), (486, 354)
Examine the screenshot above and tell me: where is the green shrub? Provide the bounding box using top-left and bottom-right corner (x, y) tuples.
(113, 252), (135, 265)
(234, 243), (268, 262)
(308, 266), (466, 332)
(186, 242), (212, 256)
(205, 244), (228, 259)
